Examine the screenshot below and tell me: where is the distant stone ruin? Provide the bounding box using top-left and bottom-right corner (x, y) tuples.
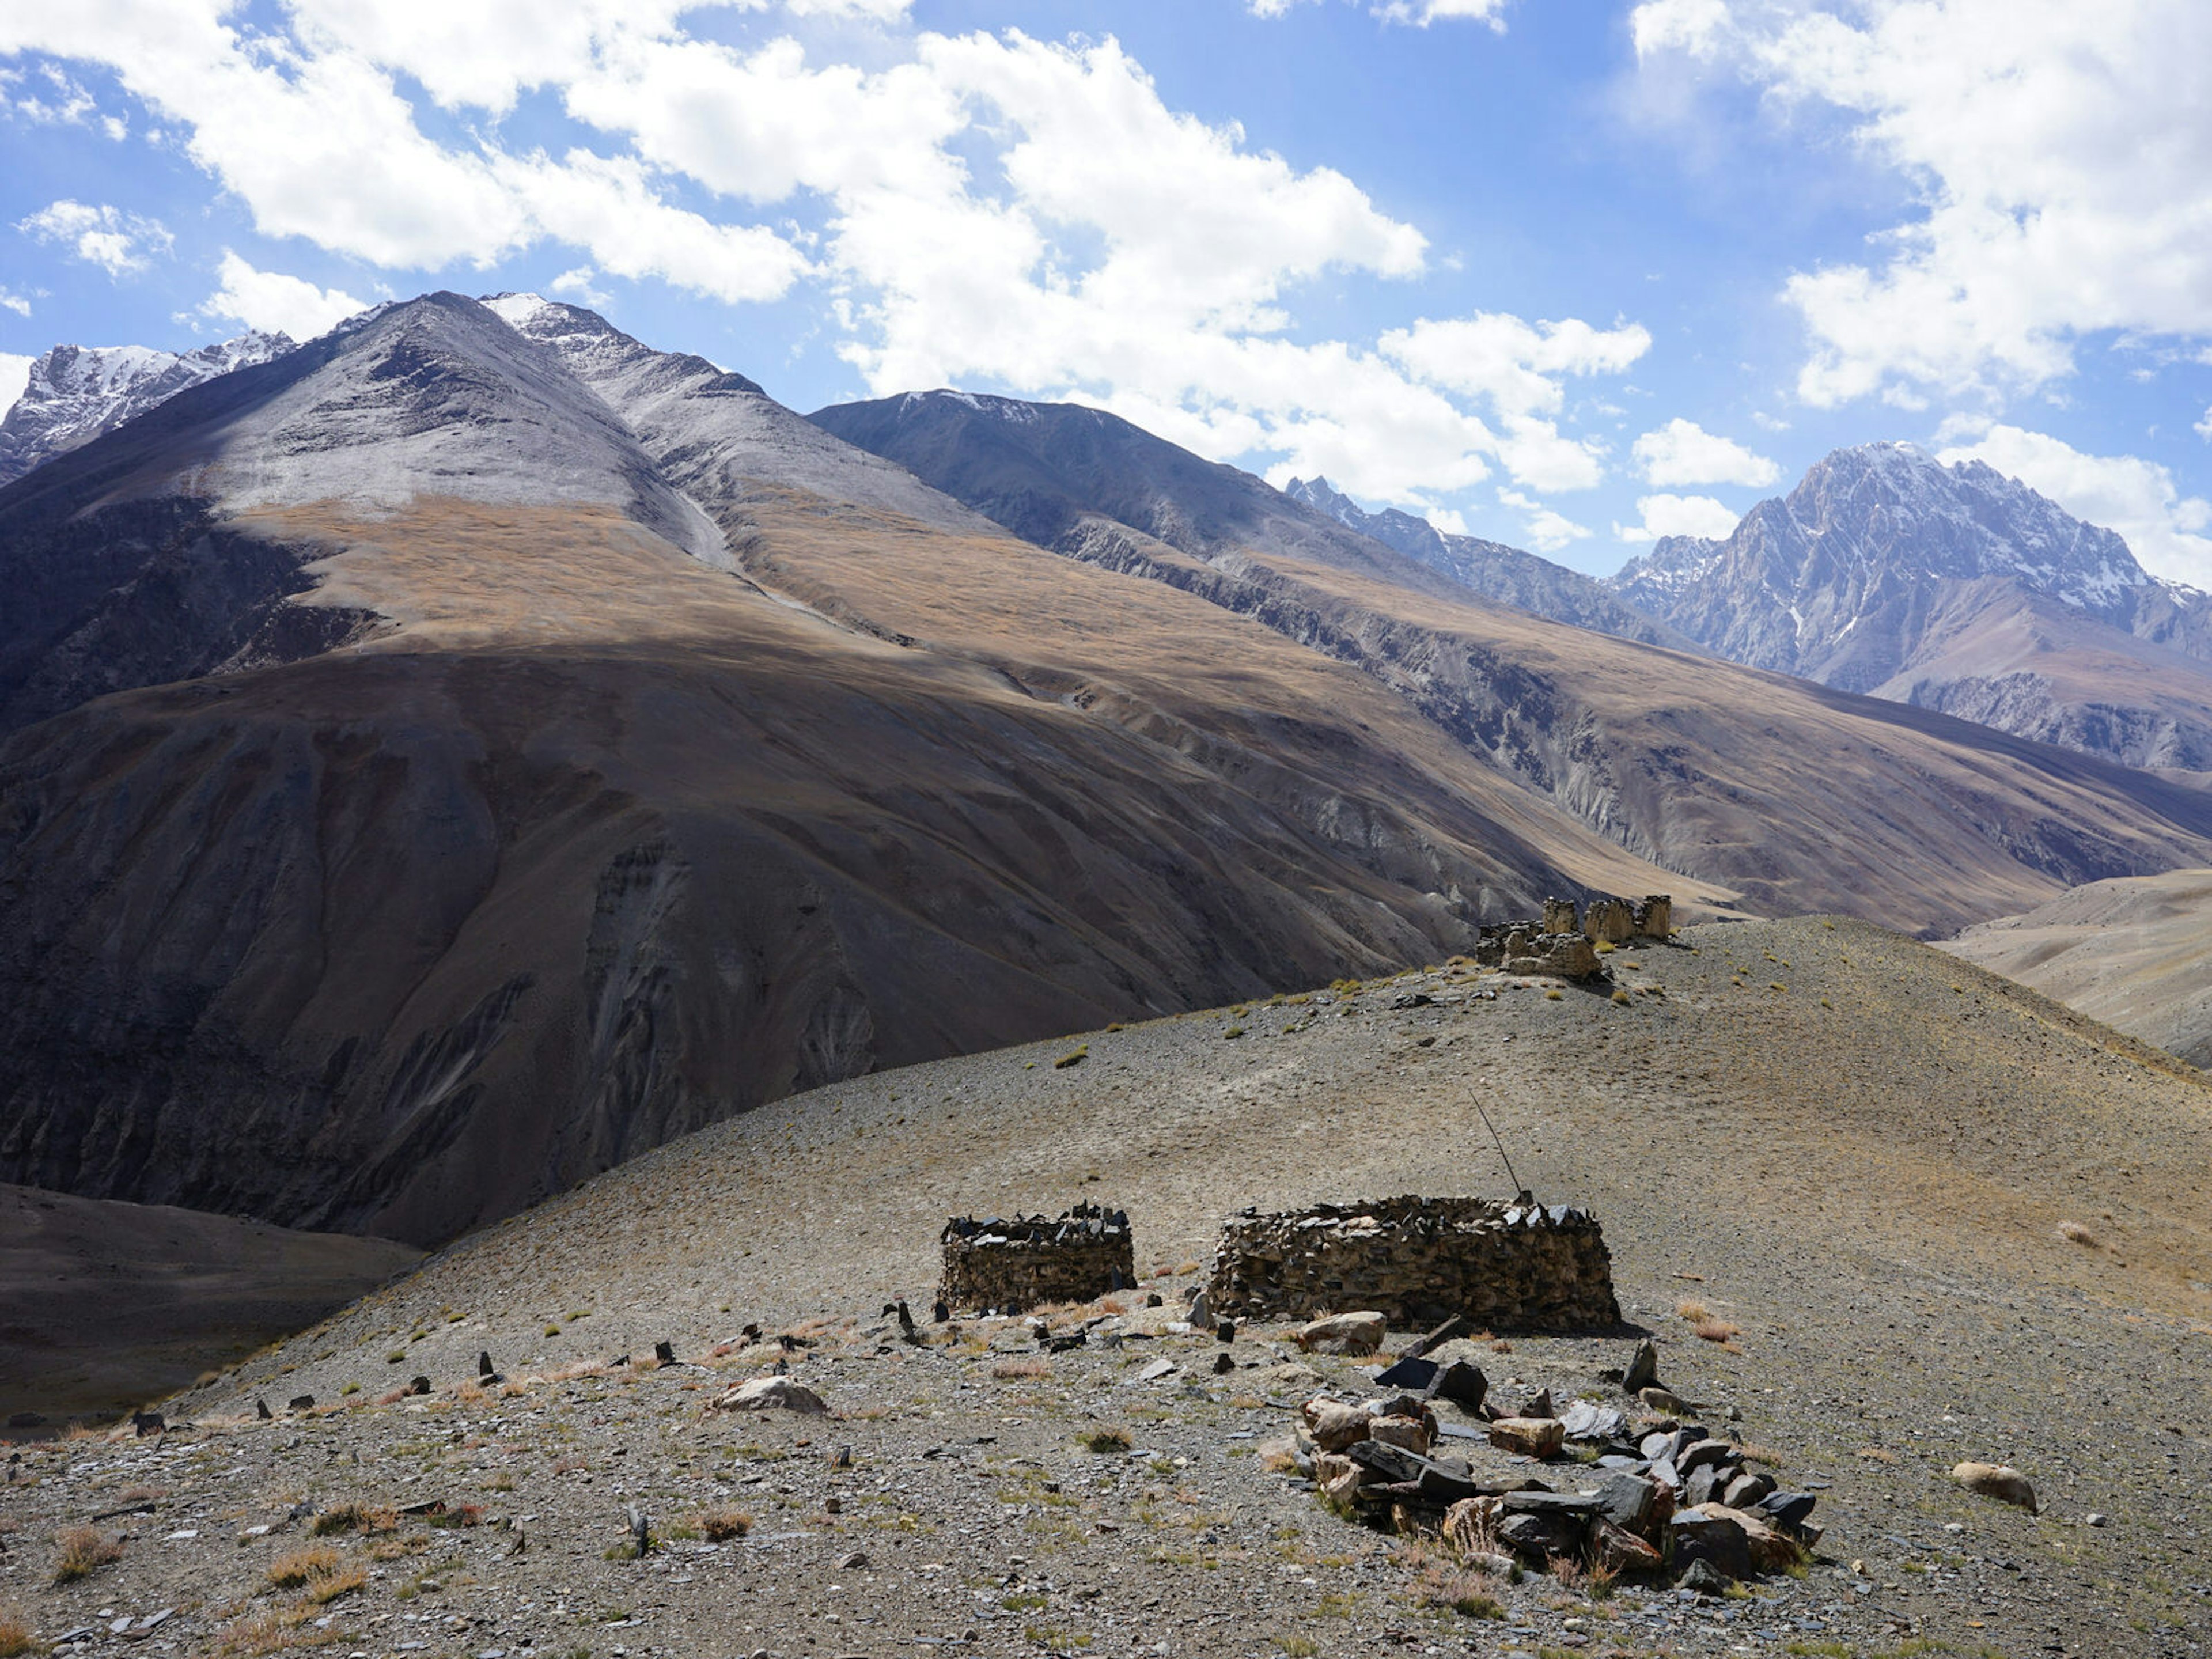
(1203, 1196), (1622, 1332)
(1472, 893), (1671, 978)
(939, 1203), (1135, 1313)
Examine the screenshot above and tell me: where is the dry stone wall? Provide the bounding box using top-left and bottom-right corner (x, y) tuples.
(1204, 1195), (1622, 1332)
(940, 1203), (1135, 1313)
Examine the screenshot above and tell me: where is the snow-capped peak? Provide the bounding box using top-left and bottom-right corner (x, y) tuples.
(0, 329), (298, 488)
(480, 292), (556, 331)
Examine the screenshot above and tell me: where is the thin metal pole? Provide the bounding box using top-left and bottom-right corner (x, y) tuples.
(1474, 1099), (1524, 1198)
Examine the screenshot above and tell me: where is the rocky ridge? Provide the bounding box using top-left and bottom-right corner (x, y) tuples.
(1283, 474), (1696, 652)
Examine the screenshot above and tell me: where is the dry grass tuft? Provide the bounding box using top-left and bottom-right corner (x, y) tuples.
(0, 1611), (37, 1658)
(1414, 1563), (1506, 1619)
(301, 1562), (366, 1605)
(1674, 1298), (1711, 1322)
(265, 1544), (342, 1589)
(310, 1502), (396, 1536)
(2058, 1219), (2100, 1248)
(1691, 1318), (1741, 1344)
(698, 1508), (753, 1541)
(1077, 1426), (1133, 1453)
(991, 1357), (1052, 1381)
(51, 1527), (123, 1584)
(217, 1608), (342, 1656)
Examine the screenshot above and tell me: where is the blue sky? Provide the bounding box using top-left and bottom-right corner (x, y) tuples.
(5, 0), (2212, 583)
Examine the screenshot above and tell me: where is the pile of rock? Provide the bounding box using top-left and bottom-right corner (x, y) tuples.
(938, 1203), (1135, 1314)
(1471, 925), (1601, 980)
(1205, 1196), (1622, 1331)
(1276, 1334), (1820, 1591)
(1469, 893), (1671, 978)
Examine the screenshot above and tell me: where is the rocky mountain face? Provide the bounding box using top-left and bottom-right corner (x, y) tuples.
(813, 386), (2212, 925)
(1612, 442), (2212, 768)
(1283, 475), (1696, 652)
(0, 331), (297, 487)
(0, 293), (1687, 1246)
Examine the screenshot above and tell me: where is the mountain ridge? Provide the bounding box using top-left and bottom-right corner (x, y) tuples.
(1611, 441), (2212, 767)
(1283, 472), (1698, 652)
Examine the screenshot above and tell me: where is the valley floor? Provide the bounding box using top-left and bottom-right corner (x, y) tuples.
(3, 918), (2209, 1657)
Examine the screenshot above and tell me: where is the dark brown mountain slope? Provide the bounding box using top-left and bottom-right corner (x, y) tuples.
(810, 390), (2212, 927)
(0, 294), (1685, 1246)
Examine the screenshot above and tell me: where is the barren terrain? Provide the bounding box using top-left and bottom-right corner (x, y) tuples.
(0, 1187), (418, 1426)
(1943, 869), (2212, 1067)
(3, 918), (2206, 1658)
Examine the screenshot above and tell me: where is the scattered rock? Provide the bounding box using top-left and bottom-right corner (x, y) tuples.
(1669, 1508), (1752, 1580)
(1592, 1517), (1662, 1574)
(1560, 1400), (1624, 1442)
(1623, 1338), (1660, 1393)
(1678, 1557), (1731, 1597)
(1433, 1360), (1488, 1413)
(1367, 1415), (1432, 1456)
(1302, 1397), (1376, 1453)
(1487, 1416), (1565, 1459)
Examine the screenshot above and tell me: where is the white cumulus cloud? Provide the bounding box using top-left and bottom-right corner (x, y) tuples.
(1632, 417), (1779, 488)
(1, 7), (1653, 510)
(1499, 488), (1590, 551)
(198, 252), (368, 340)
(1615, 492), (1741, 544)
(1251, 0), (1512, 23)
(1633, 0), (2212, 410)
(17, 198), (171, 276)
(1936, 423), (2212, 588)
(0, 351), (34, 419)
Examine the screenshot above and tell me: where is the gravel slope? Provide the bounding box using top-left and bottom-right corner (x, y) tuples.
(3, 918), (2207, 1656)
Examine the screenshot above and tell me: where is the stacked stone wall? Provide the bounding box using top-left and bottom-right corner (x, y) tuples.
(1203, 1195), (1621, 1332)
(940, 1204), (1135, 1313)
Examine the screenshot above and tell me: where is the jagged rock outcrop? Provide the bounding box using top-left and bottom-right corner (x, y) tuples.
(1611, 442), (2212, 769)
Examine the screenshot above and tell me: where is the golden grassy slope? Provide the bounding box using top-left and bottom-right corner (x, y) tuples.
(1944, 867), (2212, 1067)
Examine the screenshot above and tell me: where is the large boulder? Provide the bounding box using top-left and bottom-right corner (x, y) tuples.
(1302, 1396), (1376, 1452)
(1668, 1508), (1752, 1580)
(1953, 1462), (2037, 1513)
(1488, 1416), (1566, 1459)
(1297, 1312), (1387, 1355)
(707, 1376), (829, 1415)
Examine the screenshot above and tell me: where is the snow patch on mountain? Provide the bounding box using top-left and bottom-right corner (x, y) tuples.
(0, 330), (297, 487)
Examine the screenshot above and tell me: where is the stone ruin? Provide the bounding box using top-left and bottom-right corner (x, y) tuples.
(1472, 893), (1671, 980)
(1203, 1195), (1622, 1332)
(939, 1202), (1135, 1313)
